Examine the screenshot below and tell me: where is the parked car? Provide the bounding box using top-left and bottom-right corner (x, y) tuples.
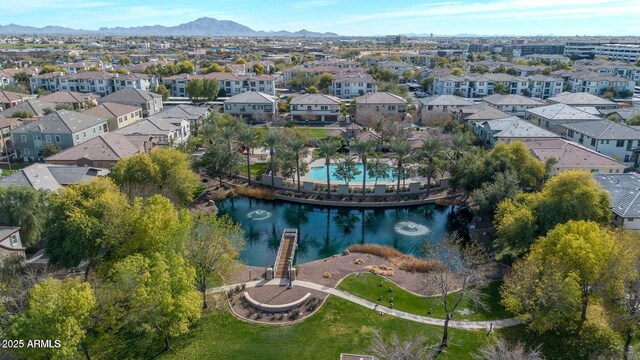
(415, 91), (428, 98)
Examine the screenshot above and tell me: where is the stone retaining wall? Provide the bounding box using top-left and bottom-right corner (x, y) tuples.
(243, 291), (311, 313)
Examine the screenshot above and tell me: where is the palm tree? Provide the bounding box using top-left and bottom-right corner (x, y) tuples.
(317, 139), (341, 197)
(450, 132), (471, 162)
(351, 138), (377, 197)
(237, 127), (260, 183)
(390, 140), (412, 196)
(285, 135), (308, 192)
(264, 128), (282, 189)
(420, 137), (445, 194)
(220, 126), (237, 153)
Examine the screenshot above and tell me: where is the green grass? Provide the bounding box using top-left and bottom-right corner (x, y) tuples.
(298, 127), (327, 139)
(249, 163), (269, 177)
(336, 273), (511, 321)
(0, 162), (28, 177)
(162, 296), (493, 360)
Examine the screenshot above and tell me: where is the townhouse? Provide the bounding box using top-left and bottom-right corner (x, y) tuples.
(419, 95), (475, 112)
(38, 91), (99, 110)
(115, 117), (189, 146)
(162, 73), (276, 98)
(565, 72), (635, 96)
(155, 104), (210, 134)
(0, 116), (21, 155)
(11, 110), (109, 162)
(480, 94), (545, 116)
(0, 227), (25, 262)
(0, 90), (34, 111)
(354, 92), (407, 118)
(476, 116), (559, 148)
(30, 71), (157, 96)
(375, 60), (415, 77)
(289, 94), (341, 122)
(526, 139), (626, 176)
(559, 120), (640, 165)
(452, 103), (511, 129)
(329, 72), (377, 99)
(525, 103), (602, 134)
(0, 99), (56, 118)
(0, 163), (109, 191)
(83, 102), (143, 130)
(99, 88), (163, 117)
(527, 75), (564, 99)
(46, 132), (155, 168)
(223, 91), (276, 121)
(575, 60), (640, 84)
(547, 91), (618, 110)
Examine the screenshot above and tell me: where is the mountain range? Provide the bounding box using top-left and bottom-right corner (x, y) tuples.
(0, 17), (340, 38)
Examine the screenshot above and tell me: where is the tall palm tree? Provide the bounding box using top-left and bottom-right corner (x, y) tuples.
(450, 132), (471, 163)
(420, 137), (445, 194)
(237, 127), (260, 183)
(285, 135), (308, 192)
(351, 138), (377, 197)
(263, 128), (282, 189)
(317, 139), (341, 197)
(390, 140), (412, 196)
(220, 126), (237, 153)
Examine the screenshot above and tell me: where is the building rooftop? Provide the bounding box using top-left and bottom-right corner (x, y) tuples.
(547, 91), (616, 106)
(482, 94), (545, 107)
(0, 164), (109, 191)
(419, 95), (475, 107)
(483, 117), (559, 139)
(224, 91), (277, 104)
(355, 92), (407, 105)
(45, 132), (146, 163)
(289, 93), (341, 105)
(100, 88), (162, 103)
(83, 102), (141, 119)
(11, 110), (107, 134)
(525, 103), (601, 121)
(594, 172), (640, 218)
(560, 120), (640, 140)
(38, 91), (99, 104)
(526, 138), (626, 170)
(458, 103), (511, 121)
(0, 99), (56, 118)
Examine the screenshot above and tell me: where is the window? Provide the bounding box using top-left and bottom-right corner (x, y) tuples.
(83, 131), (87, 138)
(567, 129), (574, 137)
(389, 105), (396, 111)
(45, 135), (51, 143)
(75, 134), (80, 141)
(591, 138), (596, 146)
(21, 135), (27, 143)
(625, 155), (631, 162)
(9, 234), (17, 247)
(55, 135), (61, 143)
(616, 140), (625, 147)
(93, 127), (96, 134)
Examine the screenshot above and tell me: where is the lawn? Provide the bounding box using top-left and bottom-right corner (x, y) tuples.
(336, 273), (511, 321)
(249, 163), (269, 177)
(162, 296), (494, 360)
(0, 162), (28, 177)
(298, 127), (327, 139)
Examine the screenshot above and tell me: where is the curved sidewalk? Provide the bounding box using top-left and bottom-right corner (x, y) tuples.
(208, 279), (521, 330)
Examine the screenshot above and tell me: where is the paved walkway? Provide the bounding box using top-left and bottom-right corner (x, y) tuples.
(209, 279), (521, 330)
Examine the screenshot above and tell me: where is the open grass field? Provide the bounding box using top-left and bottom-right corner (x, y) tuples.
(336, 273), (511, 321)
(161, 296), (493, 360)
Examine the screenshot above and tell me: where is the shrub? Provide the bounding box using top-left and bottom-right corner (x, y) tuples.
(348, 244), (403, 259)
(233, 186), (276, 200)
(322, 271), (332, 278)
(349, 244), (445, 273)
(364, 265), (395, 276)
(288, 311), (300, 320)
(354, 258), (364, 265)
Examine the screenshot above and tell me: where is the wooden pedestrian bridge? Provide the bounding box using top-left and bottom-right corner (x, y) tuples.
(267, 228), (298, 280)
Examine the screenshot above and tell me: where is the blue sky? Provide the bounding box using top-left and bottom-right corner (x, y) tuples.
(1, 0), (638, 36)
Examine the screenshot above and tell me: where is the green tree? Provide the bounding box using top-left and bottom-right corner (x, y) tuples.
(185, 78), (204, 102)
(44, 178), (129, 280)
(9, 278), (96, 360)
(502, 221), (628, 331)
(367, 159), (391, 186)
(194, 143), (241, 185)
(252, 63), (265, 75)
(351, 138), (377, 197)
(317, 139), (342, 197)
(494, 170), (610, 259)
(111, 148), (200, 206)
(100, 253), (201, 352)
(37, 143), (61, 158)
(178, 60), (195, 74)
(235, 58), (247, 65)
(470, 170), (521, 218)
(390, 140), (413, 195)
(203, 63), (225, 73)
(420, 76), (434, 92)
(488, 141), (545, 189)
(185, 213), (244, 308)
(305, 85), (320, 94)
(419, 137), (445, 194)
(450, 131), (471, 162)
(333, 156), (361, 188)
(450, 67), (465, 76)
(38, 65), (66, 74)
(202, 78), (219, 101)
(284, 135), (308, 192)
(263, 128), (283, 189)
(55, 103), (75, 111)
(0, 186), (47, 247)
(493, 82), (509, 95)
(119, 56), (132, 65)
(318, 73), (333, 90)
(237, 126), (261, 182)
(152, 84), (170, 101)
(626, 114), (640, 126)
(9, 110), (33, 118)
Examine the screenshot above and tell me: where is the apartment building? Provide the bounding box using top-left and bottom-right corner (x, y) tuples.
(329, 73), (377, 99)
(595, 44), (640, 63)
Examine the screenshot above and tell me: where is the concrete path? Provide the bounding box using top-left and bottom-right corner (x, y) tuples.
(208, 279), (521, 330)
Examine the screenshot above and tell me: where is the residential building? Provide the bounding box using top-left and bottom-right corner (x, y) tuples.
(115, 117), (189, 146)
(155, 104), (210, 134)
(162, 73), (275, 98)
(525, 103), (602, 134)
(83, 102), (142, 130)
(375, 60), (415, 76)
(594, 173), (640, 229)
(564, 40), (608, 59)
(29, 71), (157, 96)
(452, 103), (511, 128)
(559, 120), (640, 165)
(46, 132), (155, 168)
(476, 116), (559, 147)
(289, 94), (341, 122)
(38, 91), (99, 110)
(0, 90), (33, 111)
(565, 72), (635, 96)
(0, 116), (21, 155)
(526, 138), (626, 176)
(99, 88), (163, 117)
(480, 94), (545, 116)
(547, 91), (617, 109)
(11, 110), (108, 162)
(527, 75), (564, 99)
(0, 99), (56, 118)
(0, 163), (109, 191)
(223, 91), (276, 121)
(0, 227), (24, 262)
(329, 73), (377, 99)
(419, 95), (475, 112)
(601, 108), (640, 123)
(354, 92), (407, 118)
(594, 44), (640, 63)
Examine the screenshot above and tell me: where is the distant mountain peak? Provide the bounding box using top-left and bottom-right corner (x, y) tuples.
(0, 18), (340, 37)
